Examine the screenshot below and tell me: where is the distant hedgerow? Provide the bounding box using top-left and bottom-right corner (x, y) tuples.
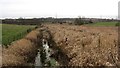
(74, 18), (84, 25)
(115, 22), (120, 26)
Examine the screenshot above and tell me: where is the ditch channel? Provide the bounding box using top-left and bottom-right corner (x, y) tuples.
(34, 27), (70, 67)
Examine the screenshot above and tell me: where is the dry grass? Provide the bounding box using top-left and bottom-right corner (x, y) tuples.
(2, 54), (26, 66)
(25, 30), (40, 42)
(2, 24), (119, 67)
(2, 29), (41, 66)
(44, 24), (118, 66)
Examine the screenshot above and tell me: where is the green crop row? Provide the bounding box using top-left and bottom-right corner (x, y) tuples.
(2, 24), (36, 46)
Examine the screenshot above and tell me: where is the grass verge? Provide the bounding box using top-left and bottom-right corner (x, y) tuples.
(87, 22), (118, 26)
(2, 24), (36, 46)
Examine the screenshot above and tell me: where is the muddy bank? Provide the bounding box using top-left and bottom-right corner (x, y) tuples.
(2, 27), (43, 67)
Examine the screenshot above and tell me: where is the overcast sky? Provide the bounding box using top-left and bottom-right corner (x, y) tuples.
(0, 0), (119, 19)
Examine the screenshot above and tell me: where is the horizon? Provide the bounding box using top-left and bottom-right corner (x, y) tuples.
(0, 0), (119, 19)
(0, 15), (118, 20)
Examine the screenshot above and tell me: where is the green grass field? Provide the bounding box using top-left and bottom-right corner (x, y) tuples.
(87, 22), (118, 26)
(2, 24), (36, 46)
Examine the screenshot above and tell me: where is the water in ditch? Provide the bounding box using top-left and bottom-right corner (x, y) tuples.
(34, 39), (58, 67)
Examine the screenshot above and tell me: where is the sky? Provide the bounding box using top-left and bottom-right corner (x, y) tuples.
(0, 0), (119, 19)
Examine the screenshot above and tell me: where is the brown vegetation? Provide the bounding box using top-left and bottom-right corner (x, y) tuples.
(44, 24), (119, 66)
(2, 24), (119, 67)
(2, 29), (42, 66)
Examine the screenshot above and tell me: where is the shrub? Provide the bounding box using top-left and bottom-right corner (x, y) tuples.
(74, 18), (84, 25)
(89, 19), (94, 24)
(115, 22), (120, 26)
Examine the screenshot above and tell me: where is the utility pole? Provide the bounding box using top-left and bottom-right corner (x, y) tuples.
(55, 13), (57, 23)
(100, 15), (102, 19)
(55, 13), (57, 19)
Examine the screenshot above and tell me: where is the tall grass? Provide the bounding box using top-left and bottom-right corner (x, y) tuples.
(45, 24), (118, 66)
(2, 29), (41, 66)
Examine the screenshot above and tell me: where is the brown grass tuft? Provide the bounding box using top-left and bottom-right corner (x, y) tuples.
(25, 30), (40, 43)
(2, 29), (41, 66)
(44, 24), (118, 66)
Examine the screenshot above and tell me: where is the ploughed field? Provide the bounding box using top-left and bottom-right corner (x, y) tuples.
(44, 24), (119, 66)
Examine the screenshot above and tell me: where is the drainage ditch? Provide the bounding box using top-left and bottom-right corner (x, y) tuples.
(34, 28), (70, 67)
(34, 28), (59, 67)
